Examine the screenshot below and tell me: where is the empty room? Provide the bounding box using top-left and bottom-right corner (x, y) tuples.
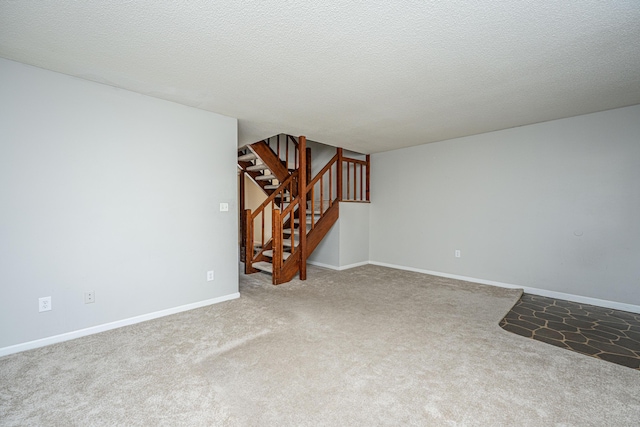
(1, 2), (639, 426)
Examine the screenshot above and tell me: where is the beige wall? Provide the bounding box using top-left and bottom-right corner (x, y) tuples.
(243, 174), (272, 243)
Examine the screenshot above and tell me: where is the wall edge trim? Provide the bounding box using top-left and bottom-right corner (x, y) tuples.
(0, 292), (240, 358)
(307, 260), (369, 271)
(369, 261), (640, 314)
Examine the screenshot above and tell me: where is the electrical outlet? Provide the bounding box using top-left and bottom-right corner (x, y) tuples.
(39, 296), (52, 312)
(84, 291), (95, 304)
(207, 270), (215, 281)
(219, 203), (229, 212)
(455, 250), (461, 258)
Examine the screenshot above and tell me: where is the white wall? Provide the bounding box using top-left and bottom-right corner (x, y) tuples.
(307, 139), (337, 177)
(307, 220), (341, 268)
(308, 202), (370, 269)
(0, 58), (238, 351)
(338, 203), (370, 267)
(370, 105), (640, 307)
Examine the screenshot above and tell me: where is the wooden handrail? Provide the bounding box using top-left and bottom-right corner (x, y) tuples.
(305, 152), (340, 230)
(280, 192), (299, 216)
(261, 134), (300, 172)
(340, 154), (370, 202)
(251, 170), (298, 220)
(342, 157), (367, 165)
(287, 134), (299, 148)
(307, 154), (338, 188)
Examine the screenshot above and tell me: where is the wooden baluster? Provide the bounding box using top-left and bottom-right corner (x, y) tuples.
(290, 209), (294, 255)
(311, 187), (315, 228)
(261, 211), (265, 248)
(298, 136), (307, 281)
(320, 175), (324, 217)
(272, 208), (282, 284)
(244, 209), (253, 274)
(329, 163), (333, 206)
(306, 147), (312, 182)
(360, 163), (363, 201)
(354, 163), (357, 200)
(347, 160), (351, 200)
(366, 155), (370, 202)
(337, 148), (343, 201)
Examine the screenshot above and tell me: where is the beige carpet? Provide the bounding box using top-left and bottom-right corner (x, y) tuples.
(1, 265), (639, 426)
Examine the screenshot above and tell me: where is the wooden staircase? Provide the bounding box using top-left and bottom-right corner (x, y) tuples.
(239, 134), (369, 285)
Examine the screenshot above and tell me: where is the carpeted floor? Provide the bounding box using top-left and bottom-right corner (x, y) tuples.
(500, 293), (640, 370)
(1, 265), (639, 426)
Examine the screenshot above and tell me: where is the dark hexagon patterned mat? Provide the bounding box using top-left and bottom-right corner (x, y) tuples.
(500, 294), (640, 370)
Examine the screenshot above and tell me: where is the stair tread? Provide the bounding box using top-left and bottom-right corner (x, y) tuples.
(252, 261), (273, 273)
(282, 238), (299, 247)
(294, 218), (315, 224)
(307, 203), (331, 214)
(264, 184), (281, 190)
(262, 250), (291, 260)
(283, 224), (311, 234)
(246, 163), (269, 171)
(238, 153), (257, 162)
(255, 174), (276, 181)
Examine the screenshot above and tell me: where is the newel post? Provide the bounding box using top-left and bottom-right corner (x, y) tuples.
(298, 136), (307, 281)
(365, 154), (370, 202)
(244, 209), (253, 274)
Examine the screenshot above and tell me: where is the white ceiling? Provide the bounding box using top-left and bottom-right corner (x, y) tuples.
(1, 1), (639, 153)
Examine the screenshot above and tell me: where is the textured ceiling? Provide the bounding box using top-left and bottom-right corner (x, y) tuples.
(1, 1), (639, 153)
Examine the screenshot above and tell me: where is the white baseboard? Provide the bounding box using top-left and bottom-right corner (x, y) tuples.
(0, 292), (240, 358)
(307, 260), (369, 271)
(369, 261), (640, 314)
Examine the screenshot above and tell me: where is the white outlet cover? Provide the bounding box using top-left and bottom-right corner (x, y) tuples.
(207, 270), (215, 281)
(219, 203), (229, 212)
(84, 291), (95, 304)
(39, 296), (52, 312)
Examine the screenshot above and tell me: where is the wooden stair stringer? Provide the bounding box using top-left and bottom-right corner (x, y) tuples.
(239, 157), (276, 196)
(249, 140), (290, 182)
(254, 239), (273, 262)
(273, 250), (301, 285)
(305, 202), (339, 258)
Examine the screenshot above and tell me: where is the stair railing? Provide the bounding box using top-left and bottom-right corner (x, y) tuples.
(243, 136), (371, 283)
(271, 196), (301, 283)
(306, 153), (340, 230)
(341, 152), (371, 202)
(244, 170), (299, 273)
(264, 134), (300, 171)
